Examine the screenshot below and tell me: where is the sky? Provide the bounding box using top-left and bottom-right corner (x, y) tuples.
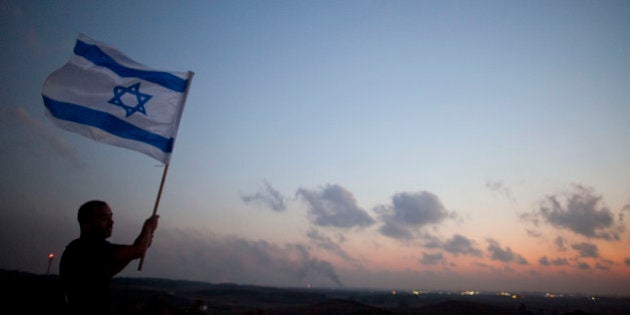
(1, 0), (630, 296)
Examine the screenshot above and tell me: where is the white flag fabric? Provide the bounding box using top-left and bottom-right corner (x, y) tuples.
(42, 34), (193, 163)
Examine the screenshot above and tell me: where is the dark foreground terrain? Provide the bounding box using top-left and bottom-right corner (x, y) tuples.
(1, 269), (629, 315)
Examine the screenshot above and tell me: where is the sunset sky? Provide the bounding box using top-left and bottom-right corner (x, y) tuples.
(1, 0), (629, 296)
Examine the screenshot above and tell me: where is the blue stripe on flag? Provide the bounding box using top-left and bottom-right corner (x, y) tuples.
(43, 95), (174, 153)
(74, 39), (187, 93)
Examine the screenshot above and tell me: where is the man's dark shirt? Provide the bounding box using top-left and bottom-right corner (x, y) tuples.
(60, 237), (119, 315)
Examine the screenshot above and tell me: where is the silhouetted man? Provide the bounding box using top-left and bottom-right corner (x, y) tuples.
(60, 200), (159, 315)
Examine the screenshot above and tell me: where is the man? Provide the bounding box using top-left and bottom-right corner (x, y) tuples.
(60, 200), (159, 314)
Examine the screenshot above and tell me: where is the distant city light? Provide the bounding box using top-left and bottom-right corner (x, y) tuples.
(545, 293), (564, 299)
(460, 290), (479, 296)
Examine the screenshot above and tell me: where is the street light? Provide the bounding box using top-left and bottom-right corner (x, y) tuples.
(46, 253), (55, 275)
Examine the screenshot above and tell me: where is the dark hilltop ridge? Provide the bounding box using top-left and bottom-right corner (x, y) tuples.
(1, 269), (629, 315)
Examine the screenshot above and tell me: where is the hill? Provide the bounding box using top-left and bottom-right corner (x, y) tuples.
(1, 269), (629, 314)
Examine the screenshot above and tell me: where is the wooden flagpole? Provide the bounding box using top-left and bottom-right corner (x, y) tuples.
(137, 71), (194, 271)
(138, 163), (170, 270)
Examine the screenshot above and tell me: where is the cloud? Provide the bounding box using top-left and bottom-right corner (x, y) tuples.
(539, 256), (550, 266)
(571, 242), (599, 258)
(621, 204), (630, 222)
(425, 234), (483, 257)
(600, 258), (614, 265)
(377, 191), (453, 240)
(551, 258), (569, 266)
(487, 239), (528, 265)
(379, 219), (414, 240)
(389, 192), (450, 225)
(554, 236), (568, 251)
(306, 229), (354, 262)
(577, 262), (590, 270)
(534, 185), (619, 240)
(539, 256), (569, 267)
(0, 106), (84, 167)
(526, 229), (542, 238)
(595, 263), (610, 271)
(420, 252), (444, 265)
(442, 235), (483, 256)
(486, 180), (516, 202)
(297, 184), (374, 228)
(144, 229), (343, 287)
(595, 259), (613, 271)
(241, 181), (287, 212)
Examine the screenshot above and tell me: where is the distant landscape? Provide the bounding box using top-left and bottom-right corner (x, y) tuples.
(2, 269), (629, 315)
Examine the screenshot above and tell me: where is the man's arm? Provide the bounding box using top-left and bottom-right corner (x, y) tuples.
(112, 215), (159, 274)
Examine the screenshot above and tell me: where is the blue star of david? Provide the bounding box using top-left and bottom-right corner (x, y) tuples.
(108, 82), (152, 117)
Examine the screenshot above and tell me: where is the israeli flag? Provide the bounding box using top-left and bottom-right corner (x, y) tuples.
(42, 34), (194, 164)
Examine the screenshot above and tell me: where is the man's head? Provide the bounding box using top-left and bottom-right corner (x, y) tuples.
(78, 200), (113, 239)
